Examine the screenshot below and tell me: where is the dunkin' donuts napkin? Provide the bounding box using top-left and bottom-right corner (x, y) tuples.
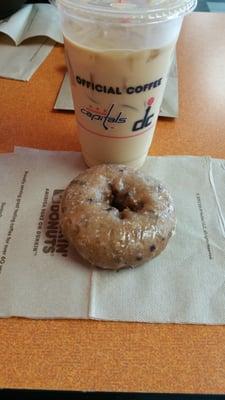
(54, 56), (179, 118)
(0, 4), (63, 81)
(0, 147), (225, 324)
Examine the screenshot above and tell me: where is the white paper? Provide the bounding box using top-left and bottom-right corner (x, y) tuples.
(160, 55), (178, 117)
(0, 4), (63, 46)
(54, 57), (179, 118)
(0, 4), (63, 81)
(1, 147), (225, 324)
(0, 35), (55, 81)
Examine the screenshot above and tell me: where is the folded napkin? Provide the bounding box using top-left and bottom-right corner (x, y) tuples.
(0, 147), (224, 324)
(0, 4), (63, 81)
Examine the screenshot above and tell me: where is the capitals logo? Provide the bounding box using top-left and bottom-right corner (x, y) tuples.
(79, 96), (155, 135)
(132, 97), (155, 132)
(80, 104), (127, 130)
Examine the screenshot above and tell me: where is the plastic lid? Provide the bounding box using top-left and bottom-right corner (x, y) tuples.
(58, 0), (197, 24)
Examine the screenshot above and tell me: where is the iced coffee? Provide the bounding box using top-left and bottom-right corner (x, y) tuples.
(58, 0), (197, 168)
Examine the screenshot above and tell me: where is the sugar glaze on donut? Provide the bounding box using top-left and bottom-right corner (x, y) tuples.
(60, 164), (176, 270)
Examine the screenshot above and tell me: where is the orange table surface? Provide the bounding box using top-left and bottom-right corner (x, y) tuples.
(0, 12), (225, 393)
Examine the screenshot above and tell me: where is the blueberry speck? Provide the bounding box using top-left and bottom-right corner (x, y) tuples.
(150, 245), (156, 252)
(157, 184), (163, 193)
(74, 179), (86, 186)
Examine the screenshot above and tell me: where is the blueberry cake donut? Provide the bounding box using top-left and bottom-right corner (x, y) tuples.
(60, 164), (176, 270)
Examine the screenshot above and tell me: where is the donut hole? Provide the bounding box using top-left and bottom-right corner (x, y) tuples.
(110, 188), (144, 217)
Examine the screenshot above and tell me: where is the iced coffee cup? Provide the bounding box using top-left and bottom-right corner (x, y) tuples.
(57, 0), (197, 169)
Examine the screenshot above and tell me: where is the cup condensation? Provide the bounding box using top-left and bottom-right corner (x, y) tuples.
(58, 0), (197, 169)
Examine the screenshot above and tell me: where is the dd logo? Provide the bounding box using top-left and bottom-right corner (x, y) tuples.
(132, 106), (154, 132)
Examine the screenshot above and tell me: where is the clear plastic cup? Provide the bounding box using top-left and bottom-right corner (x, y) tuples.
(57, 0), (197, 169)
